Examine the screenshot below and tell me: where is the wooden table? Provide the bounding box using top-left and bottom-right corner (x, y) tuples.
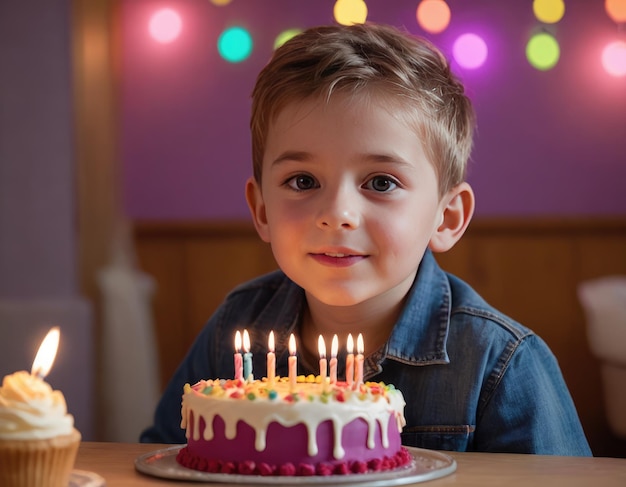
(75, 442), (626, 486)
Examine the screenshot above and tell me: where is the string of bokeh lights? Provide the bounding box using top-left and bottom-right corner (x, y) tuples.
(147, 0), (626, 77)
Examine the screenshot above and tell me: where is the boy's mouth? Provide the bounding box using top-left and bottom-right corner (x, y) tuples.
(309, 251), (368, 267)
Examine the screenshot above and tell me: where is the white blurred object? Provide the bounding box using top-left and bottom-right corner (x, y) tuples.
(98, 220), (160, 442)
(578, 276), (626, 439)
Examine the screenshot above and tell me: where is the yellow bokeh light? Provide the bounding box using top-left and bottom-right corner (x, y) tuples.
(334, 0), (368, 26)
(605, 0), (626, 23)
(416, 0), (451, 34)
(210, 0), (233, 5)
(533, 0), (565, 24)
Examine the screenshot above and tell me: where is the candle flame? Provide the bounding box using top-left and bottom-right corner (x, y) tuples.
(318, 335), (326, 359)
(347, 333), (354, 354)
(357, 333), (364, 355)
(331, 334), (338, 358)
(289, 333), (296, 356)
(243, 329), (251, 353)
(235, 330), (242, 352)
(268, 330), (275, 353)
(31, 326), (60, 379)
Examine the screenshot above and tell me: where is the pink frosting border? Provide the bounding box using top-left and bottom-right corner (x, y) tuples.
(176, 445), (412, 476)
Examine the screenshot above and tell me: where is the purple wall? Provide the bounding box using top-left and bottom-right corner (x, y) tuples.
(121, 0), (626, 220)
(1, 0), (94, 440)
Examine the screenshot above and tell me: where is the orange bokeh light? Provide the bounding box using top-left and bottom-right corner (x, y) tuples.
(416, 0), (451, 34)
(605, 0), (626, 23)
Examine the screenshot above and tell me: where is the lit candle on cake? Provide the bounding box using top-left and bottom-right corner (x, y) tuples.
(234, 331), (243, 381)
(243, 329), (253, 382)
(288, 333), (297, 392)
(346, 333), (354, 388)
(355, 333), (364, 388)
(267, 331), (276, 385)
(329, 334), (338, 384)
(318, 335), (327, 390)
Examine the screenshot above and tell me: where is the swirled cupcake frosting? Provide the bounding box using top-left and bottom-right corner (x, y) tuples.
(0, 371), (75, 440)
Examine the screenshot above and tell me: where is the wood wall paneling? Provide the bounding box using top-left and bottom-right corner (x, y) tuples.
(134, 218), (626, 457)
(72, 0), (123, 441)
(185, 236), (276, 340)
(134, 222), (277, 388)
(133, 237), (188, 390)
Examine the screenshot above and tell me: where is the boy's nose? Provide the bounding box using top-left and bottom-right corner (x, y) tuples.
(315, 187), (361, 230)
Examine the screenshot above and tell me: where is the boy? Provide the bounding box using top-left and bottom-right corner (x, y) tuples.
(141, 23), (591, 455)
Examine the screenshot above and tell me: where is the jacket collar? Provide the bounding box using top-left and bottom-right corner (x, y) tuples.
(384, 249), (451, 366)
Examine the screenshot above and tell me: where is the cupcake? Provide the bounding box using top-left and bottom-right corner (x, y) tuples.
(0, 370), (81, 487)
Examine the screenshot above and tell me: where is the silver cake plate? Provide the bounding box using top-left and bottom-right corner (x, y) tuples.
(68, 469), (106, 487)
(135, 445), (456, 485)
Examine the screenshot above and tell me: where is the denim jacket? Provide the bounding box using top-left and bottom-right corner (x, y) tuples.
(141, 250), (592, 456)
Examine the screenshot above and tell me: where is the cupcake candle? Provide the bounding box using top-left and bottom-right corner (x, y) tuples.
(0, 326), (82, 487)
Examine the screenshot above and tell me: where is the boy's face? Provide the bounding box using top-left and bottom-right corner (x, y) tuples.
(247, 93), (449, 308)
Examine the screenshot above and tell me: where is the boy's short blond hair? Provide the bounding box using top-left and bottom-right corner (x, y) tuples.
(250, 23), (475, 196)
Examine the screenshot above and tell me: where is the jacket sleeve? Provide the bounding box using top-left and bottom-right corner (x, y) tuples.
(475, 334), (592, 456)
(139, 316), (219, 444)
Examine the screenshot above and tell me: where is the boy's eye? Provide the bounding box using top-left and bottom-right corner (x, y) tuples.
(286, 174), (319, 191)
(365, 175), (398, 192)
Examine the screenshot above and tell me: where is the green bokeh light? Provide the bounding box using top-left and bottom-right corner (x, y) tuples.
(274, 29), (302, 50)
(526, 32), (560, 71)
(218, 27), (253, 63)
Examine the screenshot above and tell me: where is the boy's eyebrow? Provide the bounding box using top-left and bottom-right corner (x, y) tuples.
(360, 153), (417, 170)
(271, 151), (413, 167)
(362, 153), (410, 164)
(271, 150), (312, 166)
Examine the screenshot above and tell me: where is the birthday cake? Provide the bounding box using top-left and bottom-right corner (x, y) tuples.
(176, 376), (410, 476)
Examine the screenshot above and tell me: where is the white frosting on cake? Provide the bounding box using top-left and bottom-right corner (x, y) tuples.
(181, 378), (406, 460)
(0, 370), (75, 440)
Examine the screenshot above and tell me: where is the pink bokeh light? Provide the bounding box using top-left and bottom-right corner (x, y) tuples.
(602, 40), (626, 77)
(149, 8), (182, 44)
(453, 33), (488, 69)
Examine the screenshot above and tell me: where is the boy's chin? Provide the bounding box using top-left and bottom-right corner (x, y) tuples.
(304, 287), (374, 308)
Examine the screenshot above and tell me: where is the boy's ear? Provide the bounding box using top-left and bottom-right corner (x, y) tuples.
(429, 182), (475, 253)
(245, 177), (271, 243)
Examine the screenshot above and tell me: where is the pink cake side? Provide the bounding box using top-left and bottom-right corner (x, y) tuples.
(176, 378), (410, 476)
